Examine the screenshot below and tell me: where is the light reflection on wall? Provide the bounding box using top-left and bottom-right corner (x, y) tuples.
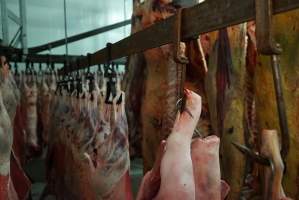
(6, 0), (133, 56)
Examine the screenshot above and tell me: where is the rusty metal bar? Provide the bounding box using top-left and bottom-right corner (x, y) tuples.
(271, 55), (290, 159)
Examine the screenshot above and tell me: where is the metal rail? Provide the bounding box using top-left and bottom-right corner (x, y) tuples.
(28, 19), (132, 54)
(58, 0), (299, 74)
(0, 46), (126, 65)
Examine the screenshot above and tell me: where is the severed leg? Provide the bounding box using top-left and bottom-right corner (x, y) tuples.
(154, 90), (202, 200)
(260, 129), (291, 200)
(136, 140), (166, 200)
(191, 135), (230, 200)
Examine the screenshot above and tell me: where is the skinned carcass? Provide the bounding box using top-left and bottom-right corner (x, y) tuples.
(37, 71), (57, 147)
(44, 72), (132, 200)
(205, 25), (248, 199)
(122, 0), (147, 158)
(0, 56), (20, 200)
(20, 72), (40, 158)
(0, 82), (17, 200)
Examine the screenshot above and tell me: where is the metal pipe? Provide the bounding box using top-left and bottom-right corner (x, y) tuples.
(13, 34), (21, 47)
(9, 27), (21, 47)
(28, 20), (131, 54)
(0, 45), (127, 64)
(8, 9), (21, 25)
(123, 0), (127, 37)
(271, 55), (290, 158)
(63, 0), (69, 64)
(1, 0), (9, 45)
(19, 0), (28, 55)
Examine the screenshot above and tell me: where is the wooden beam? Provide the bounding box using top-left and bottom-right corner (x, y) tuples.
(28, 20), (131, 54)
(59, 0), (299, 74)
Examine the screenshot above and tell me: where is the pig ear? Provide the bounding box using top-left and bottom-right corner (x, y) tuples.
(221, 180), (230, 200)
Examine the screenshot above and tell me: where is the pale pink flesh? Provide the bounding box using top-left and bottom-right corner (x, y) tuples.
(155, 90), (202, 200)
(191, 136), (230, 200)
(137, 90), (231, 200)
(191, 136), (221, 200)
(136, 141), (166, 200)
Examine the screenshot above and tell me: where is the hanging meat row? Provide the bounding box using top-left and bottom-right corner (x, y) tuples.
(124, 0), (298, 199)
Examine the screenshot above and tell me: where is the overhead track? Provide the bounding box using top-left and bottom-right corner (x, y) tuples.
(0, 46), (126, 65)
(28, 19), (132, 54)
(59, 0), (299, 74)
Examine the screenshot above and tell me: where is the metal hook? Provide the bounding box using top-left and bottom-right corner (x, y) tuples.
(173, 8), (189, 64)
(87, 53), (92, 68)
(255, 0), (282, 55)
(25, 60), (30, 75)
(106, 42), (112, 64)
(51, 62), (55, 72)
(255, 0), (289, 161)
(232, 142), (270, 166)
(14, 62), (19, 76)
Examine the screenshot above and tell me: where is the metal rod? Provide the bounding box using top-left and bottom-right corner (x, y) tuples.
(13, 34), (21, 47)
(271, 55), (290, 158)
(59, 0), (299, 74)
(1, 0), (9, 45)
(8, 9), (21, 25)
(19, 0), (28, 55)
(123, 0), (127, 37)
(8, 54), (126, 65)
(29, 19), (131, 54)
(63, 0), (69, 64)
(9, 27), (21, 47)
(0, 45), (127, 64)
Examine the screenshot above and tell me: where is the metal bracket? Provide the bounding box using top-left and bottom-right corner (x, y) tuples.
(255, 0), (290, 161)
(174, 8), (189, 64)
(232, 142), (274, 199)
(232, 142), (270, 166)
(255, 0), (282, 55)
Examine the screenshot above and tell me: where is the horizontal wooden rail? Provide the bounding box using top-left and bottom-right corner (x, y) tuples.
(56, 0), (299, 74)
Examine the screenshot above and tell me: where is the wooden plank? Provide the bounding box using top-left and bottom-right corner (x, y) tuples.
(60, 0), (299, 74)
